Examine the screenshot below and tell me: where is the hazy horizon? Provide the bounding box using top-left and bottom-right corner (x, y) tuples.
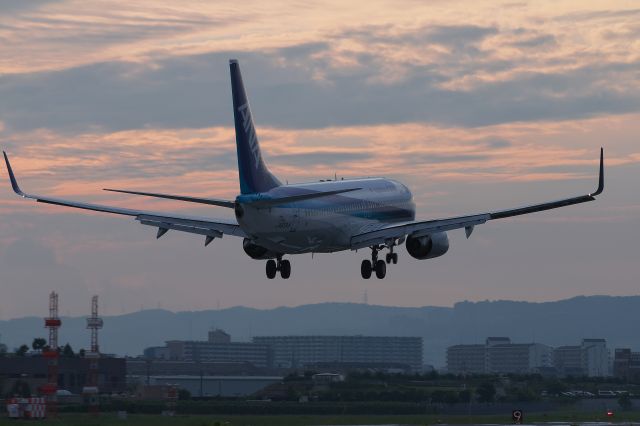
(0, 293), (637, 321)
(3, 294), (640, 366)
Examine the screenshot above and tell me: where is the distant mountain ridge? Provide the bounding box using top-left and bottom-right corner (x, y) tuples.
(1, 295), (639, 367)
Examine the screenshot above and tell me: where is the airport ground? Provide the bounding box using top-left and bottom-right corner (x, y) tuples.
(3, 411), (640, 426)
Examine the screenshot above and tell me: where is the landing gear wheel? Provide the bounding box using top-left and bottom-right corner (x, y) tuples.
(375, 259), (386, 279)
(392, 253), (398, 264)
(280, 259), (291, 279)
(386, 253), (392, 264)
(266, 259), (277, 279)
(361, 259), (372, 279)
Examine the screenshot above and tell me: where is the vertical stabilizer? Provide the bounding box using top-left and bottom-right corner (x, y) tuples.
(230, 59), (281, 194)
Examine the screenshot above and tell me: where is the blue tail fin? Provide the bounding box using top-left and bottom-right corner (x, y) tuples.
(230, 59), (281, 194)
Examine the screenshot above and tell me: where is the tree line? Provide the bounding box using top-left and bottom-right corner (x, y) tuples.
(0, 338), (85, 358)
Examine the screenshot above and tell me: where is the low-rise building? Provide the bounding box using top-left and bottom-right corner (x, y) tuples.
(146, 375), (282, 397)
(0, 356), (126, 395)
(127, 358), (262, 378)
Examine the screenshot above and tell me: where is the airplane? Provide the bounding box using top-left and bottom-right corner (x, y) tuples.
(3, 59), (604, 280)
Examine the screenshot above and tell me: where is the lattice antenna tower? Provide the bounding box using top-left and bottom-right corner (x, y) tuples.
(86, 295), (103, 353)
(45, 291), (61, 349)
(42, 291), (62, 417)
(84, 295), (103, 415)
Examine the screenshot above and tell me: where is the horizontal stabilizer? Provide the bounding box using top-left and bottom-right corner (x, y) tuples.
(104, 188), (235, 208)
(249, 187), (362, 207)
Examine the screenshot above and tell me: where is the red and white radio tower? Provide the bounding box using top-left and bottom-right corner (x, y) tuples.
(42, 291), (61, 416)
(84, 295), (103, 414)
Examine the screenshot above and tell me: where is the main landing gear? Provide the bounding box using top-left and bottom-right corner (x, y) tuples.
(266, 256), (291, 279)
(361, 245), (398, 279)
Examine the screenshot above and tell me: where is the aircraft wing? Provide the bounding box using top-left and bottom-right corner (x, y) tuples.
(351, 148), (604, 250)
(3, 152), (246, 244)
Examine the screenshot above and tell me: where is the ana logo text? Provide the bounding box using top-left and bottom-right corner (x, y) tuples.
(238, 103), (260, 169)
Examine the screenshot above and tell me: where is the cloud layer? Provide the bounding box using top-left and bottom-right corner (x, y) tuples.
(0, 0), (639, 322)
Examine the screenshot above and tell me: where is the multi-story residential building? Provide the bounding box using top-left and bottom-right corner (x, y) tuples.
(446, 344), (486, 374)
(553, 339), (610, 377)
(613, 348), (640, 381)
(252, 335), (423, 371)
(443, 337), (616, 376)
(581, 338), (609, 377)
(553, 345), (584, 376)
(144, 329), (272, 368)
(164, 340), (272, 368)
(486, 343), (553, 374)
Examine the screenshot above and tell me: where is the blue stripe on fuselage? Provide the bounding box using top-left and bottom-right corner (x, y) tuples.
(237, 178), (415, 222)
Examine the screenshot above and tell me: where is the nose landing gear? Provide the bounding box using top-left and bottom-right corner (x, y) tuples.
(266, 256), (291, 279)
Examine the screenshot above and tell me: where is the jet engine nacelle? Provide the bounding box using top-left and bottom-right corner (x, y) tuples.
(405, 231), (449, 260)
(242, 238), (278, 260)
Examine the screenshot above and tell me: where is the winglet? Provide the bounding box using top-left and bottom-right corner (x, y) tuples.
(590, 147), (604, 197)
(3, 151), (25, 197)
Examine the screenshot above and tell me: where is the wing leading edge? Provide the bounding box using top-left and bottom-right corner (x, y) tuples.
(351, 148), (604, 250)
(3, 152), (246, 244)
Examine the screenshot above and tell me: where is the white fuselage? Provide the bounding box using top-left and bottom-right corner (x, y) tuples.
(235, 177), (415, 254)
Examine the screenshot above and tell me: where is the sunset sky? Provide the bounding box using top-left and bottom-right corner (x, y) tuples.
(0, 0), (639, 319)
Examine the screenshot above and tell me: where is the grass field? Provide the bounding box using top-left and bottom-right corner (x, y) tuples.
(2, 411), (640, 426)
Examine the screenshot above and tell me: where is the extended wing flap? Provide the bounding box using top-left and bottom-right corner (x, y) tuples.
(138, 218), (224, 238)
